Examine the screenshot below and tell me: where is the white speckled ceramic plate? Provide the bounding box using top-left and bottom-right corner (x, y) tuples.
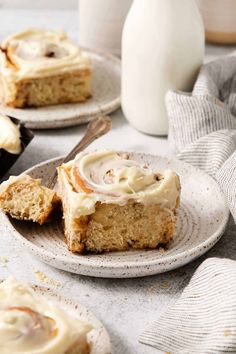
(0, 49), (120, 129)
(0, 281), (111, 354)
(0, 153), (229, 278)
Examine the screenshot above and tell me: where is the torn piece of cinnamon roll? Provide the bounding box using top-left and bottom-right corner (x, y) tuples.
(0, 174), (60, 225)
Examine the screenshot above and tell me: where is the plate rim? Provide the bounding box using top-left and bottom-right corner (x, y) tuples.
(0, 49), (121, 130)
(1, 153), (230, 277)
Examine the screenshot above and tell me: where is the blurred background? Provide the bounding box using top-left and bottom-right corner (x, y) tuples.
(0, 0), (77, 8)
(0, 0), (78, 42)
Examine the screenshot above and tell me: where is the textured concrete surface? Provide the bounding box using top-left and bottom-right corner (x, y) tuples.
(0, 9), (235, 354)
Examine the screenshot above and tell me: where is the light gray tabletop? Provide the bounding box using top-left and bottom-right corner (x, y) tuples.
(0, 8), (235, 354)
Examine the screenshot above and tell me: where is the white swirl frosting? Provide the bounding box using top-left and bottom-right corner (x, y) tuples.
(0, 115), (21, 154)
(0, 28), (91, 80)
(62, 150), (180, 218)
(0, 277), (91, 354)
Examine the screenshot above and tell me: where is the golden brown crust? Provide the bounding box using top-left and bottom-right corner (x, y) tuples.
(36, 193), (61, 225)
(0, 176), (61, 224)
(65, 337), (90, 354)
(0, 69), (91, 108)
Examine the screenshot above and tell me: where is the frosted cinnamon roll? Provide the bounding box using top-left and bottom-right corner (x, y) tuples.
(0, 115), (33, 179)
(0, 115), (22, 154)
(0, 277), (92, 354)
(0, 28), (92, 107)
(57, 150), (181, 253)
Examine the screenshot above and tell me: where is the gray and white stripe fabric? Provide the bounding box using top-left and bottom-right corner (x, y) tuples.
(140, 55), (236, 353)
(167, 54), (236, 221)
(140, 258), (236, 353)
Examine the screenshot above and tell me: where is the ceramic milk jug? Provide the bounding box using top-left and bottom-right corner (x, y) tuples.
(122, 0), (205, 135)
(79, 0), (133, 57)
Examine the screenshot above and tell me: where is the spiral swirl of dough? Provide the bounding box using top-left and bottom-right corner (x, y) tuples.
(0, 307), (58, 352)
(74, 151), (159, 196)
(0, 277), (91, 354)
(68, 151), (180, 213)
(0, 28), (91, 79)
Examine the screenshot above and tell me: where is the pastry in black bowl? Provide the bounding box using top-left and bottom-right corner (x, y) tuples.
(0, 115), (34, 179)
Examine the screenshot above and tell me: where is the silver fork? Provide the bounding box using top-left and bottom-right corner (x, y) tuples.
(48, 115), (112, 188)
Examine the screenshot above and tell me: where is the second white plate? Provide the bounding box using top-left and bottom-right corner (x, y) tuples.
(0, 49), (120, 129)
(0, 153), (229, 278)
(21, 284), (111, 354)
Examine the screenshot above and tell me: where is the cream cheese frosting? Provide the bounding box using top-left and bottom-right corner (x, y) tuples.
(0, 28), (92, 80)
(62, 150), (180, 218)
(0, 174), (34, 194)
(0, 277), (91, 354)
(0, 115), (21, 154)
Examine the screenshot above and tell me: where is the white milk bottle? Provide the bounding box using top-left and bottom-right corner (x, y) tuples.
(122, 0), (205, 135)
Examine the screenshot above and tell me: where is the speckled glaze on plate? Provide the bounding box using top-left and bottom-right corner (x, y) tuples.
(0, 49), (120, 130)
(0, 281), (111, 354)
(0, 153), (229, 278)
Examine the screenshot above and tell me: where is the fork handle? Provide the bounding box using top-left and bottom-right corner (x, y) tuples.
(48, 116), (112, 188)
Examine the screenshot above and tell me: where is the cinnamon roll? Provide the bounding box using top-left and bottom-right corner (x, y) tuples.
(0, 28), (92, 107)
(0, 174), (60, 224)
(0, 277), (92, 354)
(0, 115), (33, 179)
(57, 150), (181, 253)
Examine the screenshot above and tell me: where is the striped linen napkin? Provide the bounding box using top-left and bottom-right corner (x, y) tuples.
(167, 53), (236, 221)
(140, 54), (236, 353)
(140, 258), (236, 353)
